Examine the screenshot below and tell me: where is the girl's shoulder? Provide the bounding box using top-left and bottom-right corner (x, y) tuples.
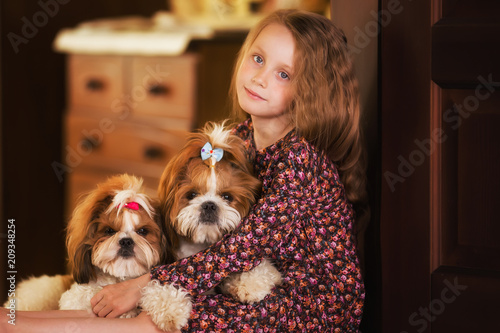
(285, 135), (333, 172)
(271, 130), (338, 176)
(268, 133), (344, 198)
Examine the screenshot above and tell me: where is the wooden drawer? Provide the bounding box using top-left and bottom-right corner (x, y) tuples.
(131, 54), (197, 118)
(66, 115), (188, 175)
(68, 55), (124, 110)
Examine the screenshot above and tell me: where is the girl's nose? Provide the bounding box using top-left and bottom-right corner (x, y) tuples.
(251, 70), (267, 88)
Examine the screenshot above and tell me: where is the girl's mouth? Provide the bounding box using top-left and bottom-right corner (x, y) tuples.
(245, 87), (266, 101)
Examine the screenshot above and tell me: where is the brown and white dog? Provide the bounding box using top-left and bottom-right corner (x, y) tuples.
(5, 175), (170, 315)
(58, 174), (171, 317)
(140, 122), (282, 331)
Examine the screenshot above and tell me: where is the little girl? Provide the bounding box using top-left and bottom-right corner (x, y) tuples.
(2, 9), (367, 333)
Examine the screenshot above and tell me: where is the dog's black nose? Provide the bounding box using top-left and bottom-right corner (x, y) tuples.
(200, 201), (219, 223)
(118, 238), (135, 258)
(202, 201), (218, 211)
(119, 238), (134, 248)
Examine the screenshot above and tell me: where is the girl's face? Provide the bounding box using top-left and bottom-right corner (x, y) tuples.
(236, 23), (296, 121)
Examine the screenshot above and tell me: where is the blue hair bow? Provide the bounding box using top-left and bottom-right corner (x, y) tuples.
(201, 142), (224, 164)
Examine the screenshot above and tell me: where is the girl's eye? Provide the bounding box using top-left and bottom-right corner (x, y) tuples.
(137, 228), (149, 236)
(253, 55), (263, 64)
(105, 227), (116, 236)
(221, 193), (233, 203)
(278, 71), (290, 80)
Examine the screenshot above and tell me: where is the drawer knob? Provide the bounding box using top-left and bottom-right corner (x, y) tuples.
(148, 84), (170, 96)
(144, 146), (165, 160)
(80, 137), (100, 150)
(86, 78), (104, 91)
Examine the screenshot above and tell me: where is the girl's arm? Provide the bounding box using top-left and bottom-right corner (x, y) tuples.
(90, 273), (150, 318)
(13, 309), (93, 319)
(0, 308), (174, 333)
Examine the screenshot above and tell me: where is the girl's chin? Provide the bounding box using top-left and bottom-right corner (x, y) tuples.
(238, 98), (262, 116)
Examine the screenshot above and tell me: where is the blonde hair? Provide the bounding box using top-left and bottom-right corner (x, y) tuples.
(230, 9), (368, 232)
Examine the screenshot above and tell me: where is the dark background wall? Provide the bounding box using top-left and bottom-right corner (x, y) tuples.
(1, 0), (168, 302)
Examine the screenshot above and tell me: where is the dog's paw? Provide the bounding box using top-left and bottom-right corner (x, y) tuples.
(119, 308), (141, 318)
(221, 274), (272, 304)
(220, 259), (282, 304)
(140, 280), (192, 332)
(59, 283), (100, 312)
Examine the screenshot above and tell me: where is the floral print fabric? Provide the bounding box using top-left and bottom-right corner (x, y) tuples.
(151, 119), (365, 332)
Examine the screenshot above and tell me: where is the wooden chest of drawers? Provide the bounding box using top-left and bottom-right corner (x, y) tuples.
(64, 53), (197, 213)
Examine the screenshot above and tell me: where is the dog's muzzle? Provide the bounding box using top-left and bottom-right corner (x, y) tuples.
(200, 201), (219, 224)
(118, 237), (135, 258)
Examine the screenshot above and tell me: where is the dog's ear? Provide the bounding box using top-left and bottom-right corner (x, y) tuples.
(72, 243), (94, 284)
(151, 199), (177, 264)
(66, 193), (111, 283)
(158, 137), (202, 234)
(158, 148), (189, 216)
(157, 161), (184, 256)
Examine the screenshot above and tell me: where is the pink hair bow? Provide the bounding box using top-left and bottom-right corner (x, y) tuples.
(123, 202), (140, 210)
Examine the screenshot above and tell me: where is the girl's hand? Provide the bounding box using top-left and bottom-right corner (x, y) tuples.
(91, 273), (151, 318)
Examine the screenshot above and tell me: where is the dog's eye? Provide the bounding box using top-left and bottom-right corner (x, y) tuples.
(221, 193), (233, 203)
(137, 227), (149, 236)
(186, 191), (198, 200)
(104, 227), (116, 236)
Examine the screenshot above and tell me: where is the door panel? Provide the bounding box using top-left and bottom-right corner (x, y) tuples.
(436, 90), (500, 272)
(430, 2), (500, 331)
(382, 0), (500, 331)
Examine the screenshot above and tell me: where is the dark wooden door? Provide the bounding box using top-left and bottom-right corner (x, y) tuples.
(380, 0), (500, 332)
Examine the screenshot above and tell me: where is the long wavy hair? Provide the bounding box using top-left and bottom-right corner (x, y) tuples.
(230, 9), (369, 234)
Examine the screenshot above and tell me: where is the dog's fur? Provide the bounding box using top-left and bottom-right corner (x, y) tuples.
(3, 274), (74, 311)
(140, 122), (282, 331)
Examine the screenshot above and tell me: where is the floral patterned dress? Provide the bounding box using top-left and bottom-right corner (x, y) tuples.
(151, 119), (365, 332)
